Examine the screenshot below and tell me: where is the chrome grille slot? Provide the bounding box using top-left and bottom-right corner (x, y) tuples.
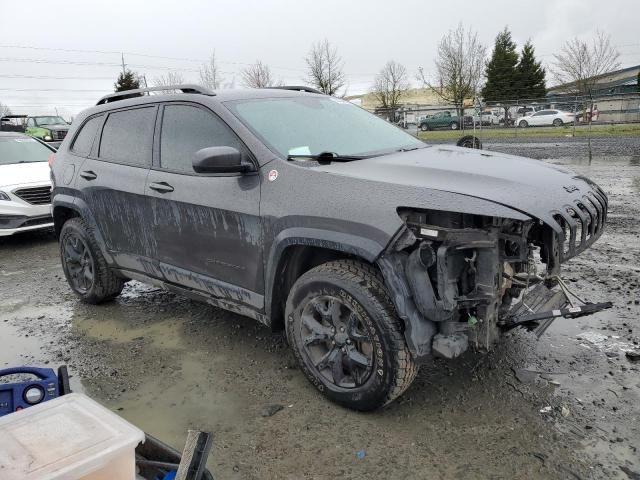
(555, 188), (608, 263)
(13, 186), (52, 205)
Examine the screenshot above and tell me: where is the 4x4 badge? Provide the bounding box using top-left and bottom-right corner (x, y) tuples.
(268, 170), (279, 182)
(563, 185), (579, 193)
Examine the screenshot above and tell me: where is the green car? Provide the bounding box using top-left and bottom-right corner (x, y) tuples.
(418, 111), (469, 131)
(25, 116), (70, 148)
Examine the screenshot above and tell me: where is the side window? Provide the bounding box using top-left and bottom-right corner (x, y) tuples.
(27, 118), (35, 127)
(71, 116), (102, 156)
(160, 104), (244, 173)
(99, 107), (156, 167)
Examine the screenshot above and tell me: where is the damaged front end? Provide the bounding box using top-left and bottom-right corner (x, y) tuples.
(378, 188), (612, 361)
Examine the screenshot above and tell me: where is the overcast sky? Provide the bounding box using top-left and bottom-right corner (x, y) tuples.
(1, 0), (638, 118)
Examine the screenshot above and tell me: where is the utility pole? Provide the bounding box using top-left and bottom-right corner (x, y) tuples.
(121, 53), (126, 75)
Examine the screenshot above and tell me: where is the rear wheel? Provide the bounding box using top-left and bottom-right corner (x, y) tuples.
(60, 218), (124, 304)
(553, 118), (563, 127)
(285, 260), (417, 411)
(519, 119), (528, 128)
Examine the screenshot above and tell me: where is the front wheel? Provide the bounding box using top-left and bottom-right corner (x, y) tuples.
(60, 218), (124, 304)
(450, 122), (459, 130)
(420, 123), (429, 131)
(285, 260), (418, 411)
(553, 118), (563, 127)
(519, 119), (528, 128)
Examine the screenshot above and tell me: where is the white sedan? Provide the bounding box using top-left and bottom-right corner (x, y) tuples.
(0, 132), (55, 236)
(517, 109), (575, 128)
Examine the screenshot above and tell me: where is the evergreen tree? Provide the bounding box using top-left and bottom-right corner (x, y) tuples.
(481, 28), (519, 102)
(517, 41), (546, 100)
(114, 70), (140, 92)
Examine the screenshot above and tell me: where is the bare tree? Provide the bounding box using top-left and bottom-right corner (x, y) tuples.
(552, 31), (620, 96)
(371, 61), (409, 120)
(418, 23), (486, 117)
(304, 39), (345, 95)
(199, 51), (224, 90)
(0, 101), (11, 117)
(152, 71), (186, 93)
(241, 61), (280, 88)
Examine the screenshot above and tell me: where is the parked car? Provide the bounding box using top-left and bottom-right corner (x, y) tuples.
(517, 109), (575, 128)
(0, 115), (28, 133)
(471, 111), (499, 126)
(25, 116), (70, 148)
(0, 132), (55, 236)
(51, 84), (609, 411)
(418, 111), (467, 131)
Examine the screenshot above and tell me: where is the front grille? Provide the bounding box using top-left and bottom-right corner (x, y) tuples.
(53, 130), (67, 141)
(553, 186), (608, 261)
(13, 186), (52, 205)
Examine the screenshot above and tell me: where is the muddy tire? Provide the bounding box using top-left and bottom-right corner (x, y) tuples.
(59, 217), (124, 304)
(285, 260), (417, 411)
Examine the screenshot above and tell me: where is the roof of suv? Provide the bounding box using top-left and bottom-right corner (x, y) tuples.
(84, 85), (324, 119)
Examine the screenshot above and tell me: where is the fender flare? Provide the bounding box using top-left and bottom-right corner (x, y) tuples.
(52, 195), (115, 265)
(263, 227), (385, 322)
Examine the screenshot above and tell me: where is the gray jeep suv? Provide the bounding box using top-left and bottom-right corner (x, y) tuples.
(51, 85), (610, 410)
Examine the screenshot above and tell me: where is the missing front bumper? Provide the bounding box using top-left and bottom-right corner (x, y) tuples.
(500, 282), (613, 337)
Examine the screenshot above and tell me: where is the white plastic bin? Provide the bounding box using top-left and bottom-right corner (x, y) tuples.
(0, 393), (145, 480)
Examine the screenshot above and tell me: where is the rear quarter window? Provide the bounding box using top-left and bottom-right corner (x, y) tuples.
(71, 115), (102, 156)
(99, 107), (156, 167)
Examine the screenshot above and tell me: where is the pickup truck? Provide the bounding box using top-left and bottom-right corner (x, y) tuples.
(1, 114), (70, 148)
(418, 111), (470, 131)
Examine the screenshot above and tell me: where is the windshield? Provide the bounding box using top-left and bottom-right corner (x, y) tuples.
(0, 136), (52, 165)
(227, 96), (424, 158)
(34, 116), (67, 126)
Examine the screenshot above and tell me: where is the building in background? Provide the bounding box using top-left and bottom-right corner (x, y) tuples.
(547, 65), (640, 97)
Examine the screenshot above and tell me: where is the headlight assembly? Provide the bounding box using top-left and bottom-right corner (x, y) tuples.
(44, 134), (53, 141)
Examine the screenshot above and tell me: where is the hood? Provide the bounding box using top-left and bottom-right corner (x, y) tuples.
(315, 145), (604, 230)
(41, 124), (69, 131)
(0, 162), (51, 188)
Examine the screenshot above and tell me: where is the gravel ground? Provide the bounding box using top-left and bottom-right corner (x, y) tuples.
(0, 136), (638, 479)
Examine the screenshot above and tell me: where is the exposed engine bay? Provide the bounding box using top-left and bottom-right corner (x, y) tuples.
(378, 188), (612, 360)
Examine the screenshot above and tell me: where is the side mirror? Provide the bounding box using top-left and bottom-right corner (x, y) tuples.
(192, 146), (250, 174)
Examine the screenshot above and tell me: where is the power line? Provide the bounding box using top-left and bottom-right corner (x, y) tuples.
(0, 45), (309, 73)
(0, 74), (115, 80)
(0, 88), (108, 92)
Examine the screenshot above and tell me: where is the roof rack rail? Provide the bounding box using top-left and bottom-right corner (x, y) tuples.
(267, 86), (323, 94)
(96, 84), (215, 106)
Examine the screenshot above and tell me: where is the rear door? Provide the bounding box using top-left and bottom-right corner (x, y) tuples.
(75, 105), (160, 276)
(146, 102), (263, 308)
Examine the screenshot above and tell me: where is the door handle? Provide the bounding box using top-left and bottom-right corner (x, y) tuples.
(79, 170), (97, 180)
(149, 181), (174, 193)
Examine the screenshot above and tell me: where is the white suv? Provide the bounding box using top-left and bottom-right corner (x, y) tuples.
(0, 133), (55, 236)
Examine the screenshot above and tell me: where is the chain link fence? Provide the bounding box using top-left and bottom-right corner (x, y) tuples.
(376, 92), (640, 162)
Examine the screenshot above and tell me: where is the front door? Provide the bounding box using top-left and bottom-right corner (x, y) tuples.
(146, 103), (263, 309)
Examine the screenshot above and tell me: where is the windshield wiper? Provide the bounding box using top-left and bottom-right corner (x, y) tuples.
(287, 151), (372, 164)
